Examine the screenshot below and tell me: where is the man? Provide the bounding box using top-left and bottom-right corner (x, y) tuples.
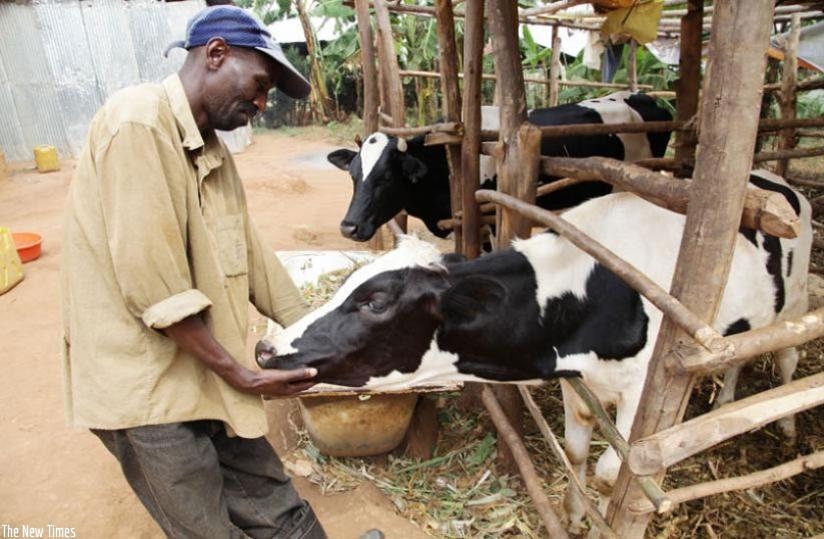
(61, 6), (326, 537)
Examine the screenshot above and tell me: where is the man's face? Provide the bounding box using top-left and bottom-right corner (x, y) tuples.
(205, 44), (281, 131)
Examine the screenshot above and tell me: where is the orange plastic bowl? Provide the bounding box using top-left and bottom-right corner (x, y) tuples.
(12, 232), (43, 263)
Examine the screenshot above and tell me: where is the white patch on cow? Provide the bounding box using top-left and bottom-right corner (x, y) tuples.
(269, 235), (444, 354)
(359, 132), (391, 183)
(581, 91), (652, 161)
(512, 233), (596, 318)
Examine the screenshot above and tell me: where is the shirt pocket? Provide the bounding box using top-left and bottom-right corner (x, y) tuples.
(215, 214), (248, 277)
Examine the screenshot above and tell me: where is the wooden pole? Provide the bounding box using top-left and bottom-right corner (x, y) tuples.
(435, 0), (465, 256)
(628, 373), (824, 477)
(486, 0), (532, 476)
(373, 0), (407, 246)
(353, 0), (385, 250)
(776, 13), (802, 178)
(549, 25), (561, 107)
(671, 306), (824, 376)
(460, 0), (485, 260)
(480, 386), (570, 539)
(607, 3), (777, 535)
(628, 40), (638, 93)
(673, 0), (702, 178)
(539, 156), (801, 239)
(354, 0), (378, 135)
(518, 386), (617, 538)
(629, 451), (824, 515)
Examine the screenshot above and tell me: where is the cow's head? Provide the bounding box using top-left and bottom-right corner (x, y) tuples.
(255, 236), (514, 390)
(327, 133), (428, 242)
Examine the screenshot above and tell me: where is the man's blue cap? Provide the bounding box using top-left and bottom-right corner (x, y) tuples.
(164, 6), (310, 99)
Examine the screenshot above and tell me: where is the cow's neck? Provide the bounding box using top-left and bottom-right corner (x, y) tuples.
(403, 140), (453, 236)
(434, 234), (649, 381)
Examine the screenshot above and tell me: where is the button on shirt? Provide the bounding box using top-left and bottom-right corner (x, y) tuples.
(61, 74), (308, 438)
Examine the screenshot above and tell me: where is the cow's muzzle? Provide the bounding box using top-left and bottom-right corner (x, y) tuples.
(255, 339), (278, 368)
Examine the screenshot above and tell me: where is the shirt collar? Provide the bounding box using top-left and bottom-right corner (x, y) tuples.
(162, 74), (224, 181)
(162, 74), (204, 151)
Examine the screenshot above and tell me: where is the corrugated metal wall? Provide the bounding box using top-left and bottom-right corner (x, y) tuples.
(0, 0), (205, 162)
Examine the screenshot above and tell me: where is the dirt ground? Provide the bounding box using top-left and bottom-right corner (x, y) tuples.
(0, 130), (434, 538)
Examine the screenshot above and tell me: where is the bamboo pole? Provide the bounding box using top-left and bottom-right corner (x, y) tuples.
(434, 0), (464, 256)
(629, 373), (824, 477)
(629, 451), (824, 515)
(671, 306), (824, 376)
(518, 386), (617, 538)
(480, 386), (569, 538)
(475, 190), (730, 354)
(539, 156), (801, 239)
(608, 3), (777, 535)
(776, 13), (801, 178)
(487, 0), (532, 476)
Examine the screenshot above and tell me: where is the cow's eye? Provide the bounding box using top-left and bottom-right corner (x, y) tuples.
(367, 300), (387, 313)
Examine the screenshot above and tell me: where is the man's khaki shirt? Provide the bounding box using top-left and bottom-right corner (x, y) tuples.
(61, 74), (307, 438)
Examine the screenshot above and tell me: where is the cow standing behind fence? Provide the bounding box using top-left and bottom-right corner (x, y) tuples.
(326, 91), (672, 242)
(256, 170), (811, 531)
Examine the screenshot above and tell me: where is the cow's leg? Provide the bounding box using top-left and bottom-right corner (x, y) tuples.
(560, 380), (594, 533)
(775, 347), (799, 440)
(593, 387), (640, 492)
(715, 365), (741, 408)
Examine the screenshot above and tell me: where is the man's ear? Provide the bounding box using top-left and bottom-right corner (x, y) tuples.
(327, 149), (357, 171)
(204, 37), (230, 70)
(440, 275), (506, 327)
(401, 154), (428, 184)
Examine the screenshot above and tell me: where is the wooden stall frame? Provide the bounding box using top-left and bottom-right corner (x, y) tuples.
(344, 2), (823, 537)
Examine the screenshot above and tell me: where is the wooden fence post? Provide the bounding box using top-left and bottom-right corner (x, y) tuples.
(607, 1), (777, 536)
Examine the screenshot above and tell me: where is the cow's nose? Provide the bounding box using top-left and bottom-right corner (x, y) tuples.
(340, 222), (358, 239)
(255, 340), (277, 368)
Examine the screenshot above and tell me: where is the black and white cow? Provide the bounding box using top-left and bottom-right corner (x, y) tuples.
(257, 170), (810, 529)
(327, 91), (672, 242)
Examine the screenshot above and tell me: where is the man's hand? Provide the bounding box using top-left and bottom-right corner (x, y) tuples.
(162, 315), (317, 397)
(233, 367), (318, 397)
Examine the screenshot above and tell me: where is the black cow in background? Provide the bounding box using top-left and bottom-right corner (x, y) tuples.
(327, 91), (672, 242)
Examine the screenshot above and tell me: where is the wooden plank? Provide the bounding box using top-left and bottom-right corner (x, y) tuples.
(628, 373), (824, 476)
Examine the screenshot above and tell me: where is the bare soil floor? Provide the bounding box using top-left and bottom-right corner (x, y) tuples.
(0, 129), (433, 539)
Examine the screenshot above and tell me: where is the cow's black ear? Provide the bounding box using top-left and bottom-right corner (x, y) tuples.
(327, 149), (357, 171)
(401, 155), (428, 184)
(440, 275), (506, 326)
